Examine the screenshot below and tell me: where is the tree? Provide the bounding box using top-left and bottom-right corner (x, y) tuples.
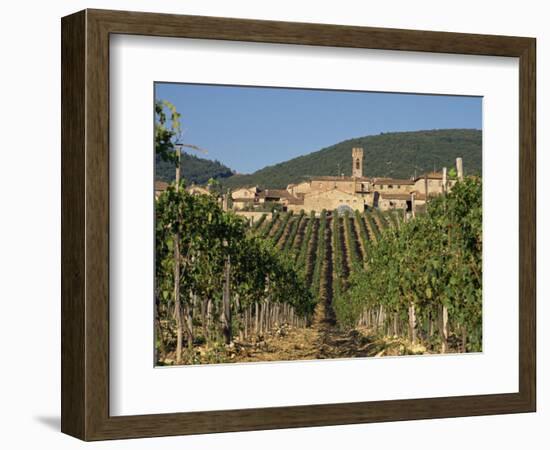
(155, 100), (181, 165)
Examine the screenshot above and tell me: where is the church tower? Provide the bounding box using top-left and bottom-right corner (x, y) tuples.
(352, 147), (364, 178)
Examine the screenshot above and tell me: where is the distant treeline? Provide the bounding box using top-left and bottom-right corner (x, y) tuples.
(155, 128), (482, 189)
(222, 128), (482, 189)
(155, 153), (234, 185)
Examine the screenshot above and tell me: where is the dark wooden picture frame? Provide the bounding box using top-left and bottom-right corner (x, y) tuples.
(61, 9), (536, 441)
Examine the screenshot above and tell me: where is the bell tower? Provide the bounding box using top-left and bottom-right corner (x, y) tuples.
(352, 147), (363, 178)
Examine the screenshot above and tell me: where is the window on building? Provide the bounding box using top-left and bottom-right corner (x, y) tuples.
(356, 160), (360, 170)
(397, 185), (400, 189)
(388, 185), (393, 189)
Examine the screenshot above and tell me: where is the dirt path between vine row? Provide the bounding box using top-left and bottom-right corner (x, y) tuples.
(230, 302), (397, 363)
(231, 214), (411, 363)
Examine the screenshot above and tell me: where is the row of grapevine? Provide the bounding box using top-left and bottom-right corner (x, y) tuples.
(295, 212), (314, 265)
(271, 210), (292, 244)
(303, 216), (320, 288)
(275, 214), (294, 249)
(343, 213), (363, 270)
(337, 179), (483, 353)
(206, 198), (479, 356)
(283, 211), (305, 251)
(364, 212), (381, 242)
(372, 208), (389, 234)
(354, 210), (371, 259)
(251, 213), (267, 232)
(331, 211), (346, 301)
(319, 214), (336, 325)
(260, 210), (279, 237)
(155, 187), (315, 364)
(386, 209), (401, 230)
(310, 211), (327, 298)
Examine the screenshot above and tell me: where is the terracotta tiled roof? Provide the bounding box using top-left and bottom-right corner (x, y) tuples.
(155, 181), (169, 191)
(372, 178), (415, 185)
(415, 172), (444, 181)
(258, 189), (291, 199)
(311, 176), (371, 182)
(232, 186), (259, 193)
(232, 198), (256, 203)
(286, 196), (305, 205)
(305, 187), (358, 199)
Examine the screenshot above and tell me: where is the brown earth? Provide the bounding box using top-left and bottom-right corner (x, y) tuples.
(228, 301), (426, 364)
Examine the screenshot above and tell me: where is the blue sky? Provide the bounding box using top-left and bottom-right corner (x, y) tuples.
(155, 83), (482, 174)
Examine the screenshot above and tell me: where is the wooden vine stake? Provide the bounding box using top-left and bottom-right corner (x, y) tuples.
(221, 251), (232, 345)
(440, 305), (449, 353)
(173, 146), (183, 364)
(440, 166), (449, 353)
(408, 302), (417, 344)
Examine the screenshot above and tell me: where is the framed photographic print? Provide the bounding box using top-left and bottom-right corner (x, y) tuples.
(61, 9), (536, 441)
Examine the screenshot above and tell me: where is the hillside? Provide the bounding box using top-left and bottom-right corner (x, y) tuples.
(221, 129), (482, 189)
(155, 152), (234, 185)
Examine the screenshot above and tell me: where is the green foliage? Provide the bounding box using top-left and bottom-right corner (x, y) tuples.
(310, 210), (327, 298)
(343, 212), (361, 271)
(364, 213), (381, 241)
(156, 173), (481, 358)
(296, 212), (315, 268)
(251, 214), (267, 232)
(332, 211), (344, 299)
(155, 152), (234, 185)
(271, 211), (292, 246)
(221, 129), (482, 189)
(261, 210), (280, 237)
(155, 100), (181, 165)
(283, 211), (305, 253)
(335, 177), (483, 351)
(386, 210), (401, 230)
(156, 187), (315, 351)
(354, 210), (371, 253)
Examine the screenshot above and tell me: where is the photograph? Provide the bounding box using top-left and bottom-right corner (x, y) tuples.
(154, 83), (483, 366)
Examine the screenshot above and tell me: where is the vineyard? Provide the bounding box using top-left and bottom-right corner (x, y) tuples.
(154, 101), (481, 365)
(155, 177), (482, 365)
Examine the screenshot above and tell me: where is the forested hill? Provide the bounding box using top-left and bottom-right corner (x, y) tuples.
(221, 129), (482, 190)
(156, 152), (234, 185)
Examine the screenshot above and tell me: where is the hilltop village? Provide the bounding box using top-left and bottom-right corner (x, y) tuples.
(230, 148), (463, 215)
(154, 147), (465, 218)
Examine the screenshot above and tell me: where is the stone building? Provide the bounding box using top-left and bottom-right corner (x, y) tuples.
(155, 181), (169, 198)
(286, 181), (312, 196)
(352, 147), (363, 177)
(302, 187), (363, 213)
(187, 185), (211, 196)
(231, 148), (463, 214)
(230, 186), (261, 210)
(154, 180), (217, 200)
